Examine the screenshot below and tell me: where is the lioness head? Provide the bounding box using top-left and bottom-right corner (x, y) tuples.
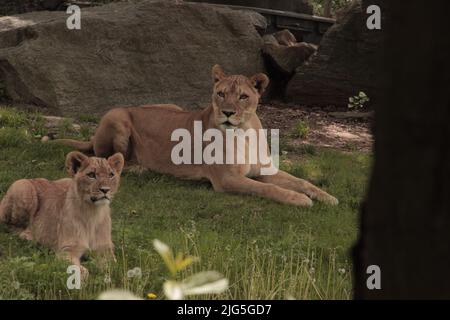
(65, 152), (125, 207)
(211, 65), (269, 131)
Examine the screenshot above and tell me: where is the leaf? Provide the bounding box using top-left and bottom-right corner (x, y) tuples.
(182, 271), (229, 295)
(153, 239), (177, 276)
(175, 255), (198, 272)
(98, 289), (143, 300)
(163, 281), (184, 300)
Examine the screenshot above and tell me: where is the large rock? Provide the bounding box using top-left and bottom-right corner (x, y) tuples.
(261, 29), (316, 99)
(286, 1), (384, 107)
(0, 0), (65, 15)
(0, 1), (265, 116)
(262, 30), (317, 75)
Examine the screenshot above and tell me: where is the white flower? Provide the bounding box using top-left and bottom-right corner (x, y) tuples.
(104, 274), (112, 284)
(127, 267), (142, 278)
(153, 239), (171, 256)
(163, 281), (185, 300)
(133, 267), (142, 278)
(98, 289), (142, 300)
(12, 281), (20, 290)
(163, 271), (229, 300)
(338, 268), (346, 274)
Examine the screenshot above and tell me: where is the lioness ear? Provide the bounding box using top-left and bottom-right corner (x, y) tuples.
(66, 151), (89, 177)
(212, 64), (226, 83)
(108, 153), (125, 175)
(250, 73), (270, 95)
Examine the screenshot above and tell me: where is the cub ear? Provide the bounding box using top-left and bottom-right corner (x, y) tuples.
(212, 64), (226, 83)
(108, 153), (125, 175)
(250, 73), (270, 95)
(66, 151), (89, 177)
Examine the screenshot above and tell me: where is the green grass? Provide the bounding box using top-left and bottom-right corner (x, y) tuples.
(0, 108), (371, 300)
(293, 120), (310, 139)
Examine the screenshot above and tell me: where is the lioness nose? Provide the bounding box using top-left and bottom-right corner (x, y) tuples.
(222, 111), (235, 117)
(99, 187), (111, 194)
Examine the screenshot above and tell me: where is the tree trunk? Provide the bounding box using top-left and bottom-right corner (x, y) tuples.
(353, 0), (450, 299)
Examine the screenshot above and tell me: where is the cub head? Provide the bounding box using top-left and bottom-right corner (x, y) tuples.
(211, 65), (269, 131)
(65, 152), (125, 207)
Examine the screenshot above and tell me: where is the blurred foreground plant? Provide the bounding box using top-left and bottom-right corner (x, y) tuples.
(153, 239), (229, 300)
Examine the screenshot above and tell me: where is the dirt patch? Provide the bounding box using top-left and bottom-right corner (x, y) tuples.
(10, 101), (373, 153)
(258, 102), (373, 152)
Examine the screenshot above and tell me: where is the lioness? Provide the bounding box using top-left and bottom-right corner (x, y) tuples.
(0, 152), (124, 272)
(56, 65), (337, 206)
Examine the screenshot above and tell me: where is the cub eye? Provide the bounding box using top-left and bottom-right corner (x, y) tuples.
(109, 172), (115, 179)
(217, 92), (225, 98)
(87, 172), (96, 179)
(240, 94), (249, 100)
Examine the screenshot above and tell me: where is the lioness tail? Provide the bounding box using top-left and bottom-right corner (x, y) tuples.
(52, 139), (94, 153)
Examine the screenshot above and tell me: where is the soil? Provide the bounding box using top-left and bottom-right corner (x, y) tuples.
(35, 101), (374, 153)
(258, 102), (373, 153)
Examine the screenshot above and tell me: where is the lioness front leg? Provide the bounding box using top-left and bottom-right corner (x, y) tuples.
(211, 175), (313, 207)
(255, 170), (338, 205)
(94, 245), (117, 271)
(57, 246), (89, 278)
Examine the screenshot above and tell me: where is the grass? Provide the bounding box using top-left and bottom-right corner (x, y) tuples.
(0, 107), (371, 300)
(293, 120), (310, 139)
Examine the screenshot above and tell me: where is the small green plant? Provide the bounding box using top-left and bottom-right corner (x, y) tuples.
(80, 125), (94, 141)
(0, 127), (30, 147)
(153, 239), (229, 300)
(0, 108), (28, 128)
(57, 118), (76, 138)
(348, 92), (370, 110)
(294, 120), (310, 139)
(78, 114), (100, 123)
(28, 112), (47, 137)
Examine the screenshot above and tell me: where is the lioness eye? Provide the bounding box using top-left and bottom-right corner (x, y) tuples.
(240, 94), (249, 100)
(109, 172), (115, 179)
(217, 92), (225, 98)
(87, 172), (96, 179)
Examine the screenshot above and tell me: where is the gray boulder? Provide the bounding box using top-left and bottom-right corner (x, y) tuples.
(286, 1), (384, 107)
(263, 42), (317, 75)
(0, 0), (265, 116)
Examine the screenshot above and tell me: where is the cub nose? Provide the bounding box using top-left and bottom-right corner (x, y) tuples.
(222, 111), (235, 118)
(99, 187), (111, 194)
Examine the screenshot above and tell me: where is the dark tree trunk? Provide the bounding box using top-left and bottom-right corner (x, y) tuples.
(354, 1), (450, 299)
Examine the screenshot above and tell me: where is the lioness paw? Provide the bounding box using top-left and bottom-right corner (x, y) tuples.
(285, 191), (313, 207)
(318, 193), (339, 206)
(80, 265), (89, 281)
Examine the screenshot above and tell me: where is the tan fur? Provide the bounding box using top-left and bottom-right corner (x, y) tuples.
(0, 152), (125, 272)
(56, 66), (337, 206)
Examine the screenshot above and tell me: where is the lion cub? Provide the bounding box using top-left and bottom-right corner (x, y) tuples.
(0, 151), (124, 272)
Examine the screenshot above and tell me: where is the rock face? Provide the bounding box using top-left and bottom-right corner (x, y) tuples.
(261, 29), (316, 99)
(0, 1), (266, 116)
(262, 29), (317, 75)
(189, 0), (314, 15)
(286, 1), (384, 107)
(0, 0), (64, 15)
